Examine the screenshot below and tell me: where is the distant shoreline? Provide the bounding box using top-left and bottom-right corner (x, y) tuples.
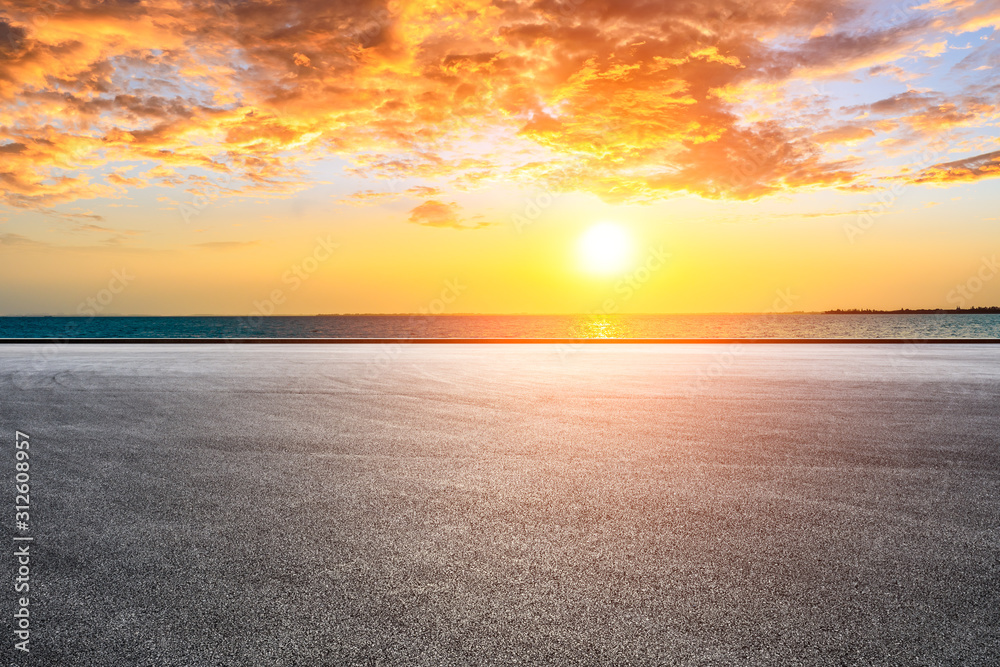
(824, 308), (1000, 315)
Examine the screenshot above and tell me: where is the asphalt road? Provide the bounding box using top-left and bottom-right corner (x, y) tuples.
(1, 344), (999, 665)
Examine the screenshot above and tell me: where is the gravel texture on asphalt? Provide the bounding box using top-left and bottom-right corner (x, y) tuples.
(1, 343), (999, 666)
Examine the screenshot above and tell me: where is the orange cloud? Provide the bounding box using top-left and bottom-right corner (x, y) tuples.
(0, 233), (46, 247)
(905, 150), (1000, 185)
(904, 101), (996, 134)
(812, 125), (876, 144)
(0, 0), (995, 218)
(850, 91), (937, 115)
(408, 200), (489, 229)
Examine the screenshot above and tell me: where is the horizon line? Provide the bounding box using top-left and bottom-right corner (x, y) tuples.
(2, 337), (1000, 345)
(2, 309), (1000, 318)
(7, 312), (816, 317)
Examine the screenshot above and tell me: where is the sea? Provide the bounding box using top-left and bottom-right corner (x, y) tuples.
(1, 314), (999, 339)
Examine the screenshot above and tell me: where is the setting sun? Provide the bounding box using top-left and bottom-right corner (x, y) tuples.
(578, 223), (634, 275)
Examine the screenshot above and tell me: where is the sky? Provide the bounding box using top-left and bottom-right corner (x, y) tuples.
(1, 0), (999, 315)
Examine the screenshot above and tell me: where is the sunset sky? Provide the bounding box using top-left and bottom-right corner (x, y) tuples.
(1, 0), (999, 315)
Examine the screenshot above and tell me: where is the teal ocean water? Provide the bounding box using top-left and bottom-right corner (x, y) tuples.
(1, 314), (999, 338)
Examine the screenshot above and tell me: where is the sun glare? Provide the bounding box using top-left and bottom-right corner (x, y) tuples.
(578, 222), (633, 275)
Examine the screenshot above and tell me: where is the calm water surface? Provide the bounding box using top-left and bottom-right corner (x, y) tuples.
(1, 314), (999, 338)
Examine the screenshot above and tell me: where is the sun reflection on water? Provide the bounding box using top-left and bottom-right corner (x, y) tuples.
(571, 315), (633, 338)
